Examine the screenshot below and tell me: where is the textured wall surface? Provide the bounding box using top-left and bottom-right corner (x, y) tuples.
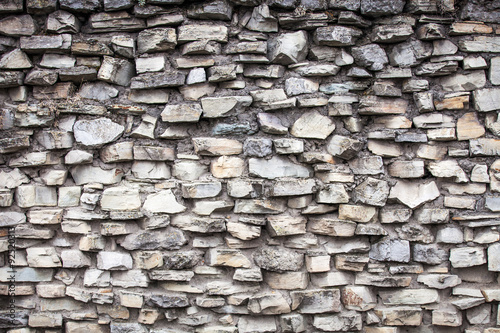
(1, 0), (500, 332)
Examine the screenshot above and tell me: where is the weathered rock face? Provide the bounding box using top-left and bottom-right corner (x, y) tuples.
(1, 1), (500, 332)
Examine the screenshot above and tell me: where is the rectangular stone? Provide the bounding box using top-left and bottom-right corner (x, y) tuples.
(459, 36), (500, 52)
(358, 96), (408, 115)
(178, 25), (228, 43)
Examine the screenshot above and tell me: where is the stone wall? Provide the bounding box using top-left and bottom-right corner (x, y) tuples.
(1, 0), (500, 332)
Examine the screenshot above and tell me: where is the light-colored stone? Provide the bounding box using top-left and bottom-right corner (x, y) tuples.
(143, 190), (186, 214)
(73, 118), (124, 147)
(389, 180), (440, 209)
(290, 111), (335, 139)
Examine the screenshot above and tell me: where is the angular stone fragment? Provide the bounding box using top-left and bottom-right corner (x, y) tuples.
(46, 10), (80, 34)
(238, 317), (276, 333)
(314, 26), (362, 46)
(326, 135), (363, 160)
(0, 49), (32, 70)
(488, 243), (500, 271)
(289, 111), (335, 140)
(253, 247), (303, 272)
(0, 71), (24, 88)
(413, 244), (448, 264)
(351, 44), (388, 71)
(27, 247), (62, 268)
(308, 217), (355, 236)
(0, 15), (36, 37)
(317, 184), (350, 204)
(369, 238), (410, 263)
(248, 292), (291, 315)
(360, 0), (405, 16)
(291, 289), (340, 313)
(137, 28), (177, 54)
(201, 96), (252, 118)
(354, 177), (389, 207)
(371, 24), (413, 43)
(234, 199), (286, 214)
(161, 104), (202, 123)
(73, 118), (124, 147)
(375, 308), (422, 326)
(417, 274), (461, 289)
(211, 156), (245, 178)
(269, 31), (308, 65)
(474, 88), (500, 112)
(97, 56), (134, 86)
(389, 39), (432, 67)
(246, 4), (278, 32)
(389, 180), (440, 209)
(249, 156), (311, 179)
(143, 190), (186, 214)
(313, 311), (362, 331)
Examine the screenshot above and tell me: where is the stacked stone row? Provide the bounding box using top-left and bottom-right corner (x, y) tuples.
(2, 0), (500, 332)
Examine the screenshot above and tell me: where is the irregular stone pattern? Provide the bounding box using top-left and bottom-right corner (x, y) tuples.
(0, 1), (499, 332)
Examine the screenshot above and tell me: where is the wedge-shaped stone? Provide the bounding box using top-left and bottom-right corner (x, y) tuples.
(290, 111), (335, 139)
(314, 26), (362, 46)
(171, 215), (226, 233)
(313, 312), (362, 331)
(267, 216), (307, 237)
(291, 289), (341, 313)
(73, 118), (124, 147)
(143, 190), (186, 214)
(248, 293), (291, 315)
(380, 289), (439, 305)
(182, 182), (222, 199)
(341, 286), (376, 311)
(161, 104), (202, 123)
(137, 28), (176, 54)
(178, 25), (228, 43)
(389, 180), (440, 209)
(227, 222), (261, 240)
(352, 43), (389, 71)
(0, 49), (32, 69)
(375, 307), (423, 326)
(0, 211), (26, 227)
(249, 156), (312, 179)
(47, 10), (80, 34)
(308, 218), (356, 236)
(246, 4), (278, 32)
(193, 138), (242, 156)
(201, 96), (252, 118)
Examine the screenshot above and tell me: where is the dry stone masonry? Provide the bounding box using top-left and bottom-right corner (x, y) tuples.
(2, 0), (500, 332)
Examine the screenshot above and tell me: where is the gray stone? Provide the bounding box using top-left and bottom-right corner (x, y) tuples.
(187, 0), (233, 21)
(249, 156), (312, 179)
(119, 229), (187, 251)
(371, 24), (413, 43)
(474, 88), (500, 112)
(258, 113), (288, 134)
(313, 311), (362, 331)
(0, 15), (36, 37)
(246, 4), (278, 32)
(201, 96), (252, 118)
(352, 44), (388, 71)
(413, 244), (448, 265)
(314, 26), (362, 46)
(73, 118), (124, 147)
(131, 72), (185, 89)
(360, 0), (405, 16)
(137, 28), (177, 54)
(253, 247), (303, 272)
(326, 135), (363, 160)
(79, 82), (118, 101)
(389, 39), (432, 67)
(389, 180), (440, 209)
(244, 138), (273, 157)
(369, 238), (410, 262)
(354, 177), (389, 207)
(270, 31), (308, 65)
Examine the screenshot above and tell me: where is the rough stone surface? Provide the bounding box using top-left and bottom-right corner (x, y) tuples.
(0, 2), (499, 333)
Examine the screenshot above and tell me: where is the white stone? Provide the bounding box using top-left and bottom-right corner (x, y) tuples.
(73, 118), (124, 147)
(143, 190), (186, 214)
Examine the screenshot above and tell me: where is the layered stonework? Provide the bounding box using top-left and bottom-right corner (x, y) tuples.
(1, 0), (500, 332)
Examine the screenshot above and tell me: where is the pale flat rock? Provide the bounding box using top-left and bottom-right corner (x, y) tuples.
(73, 118), (124, 147)
(291, 111), (335, 139)
(389, 180), (440, 209)
(143, 190), (186, 214)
